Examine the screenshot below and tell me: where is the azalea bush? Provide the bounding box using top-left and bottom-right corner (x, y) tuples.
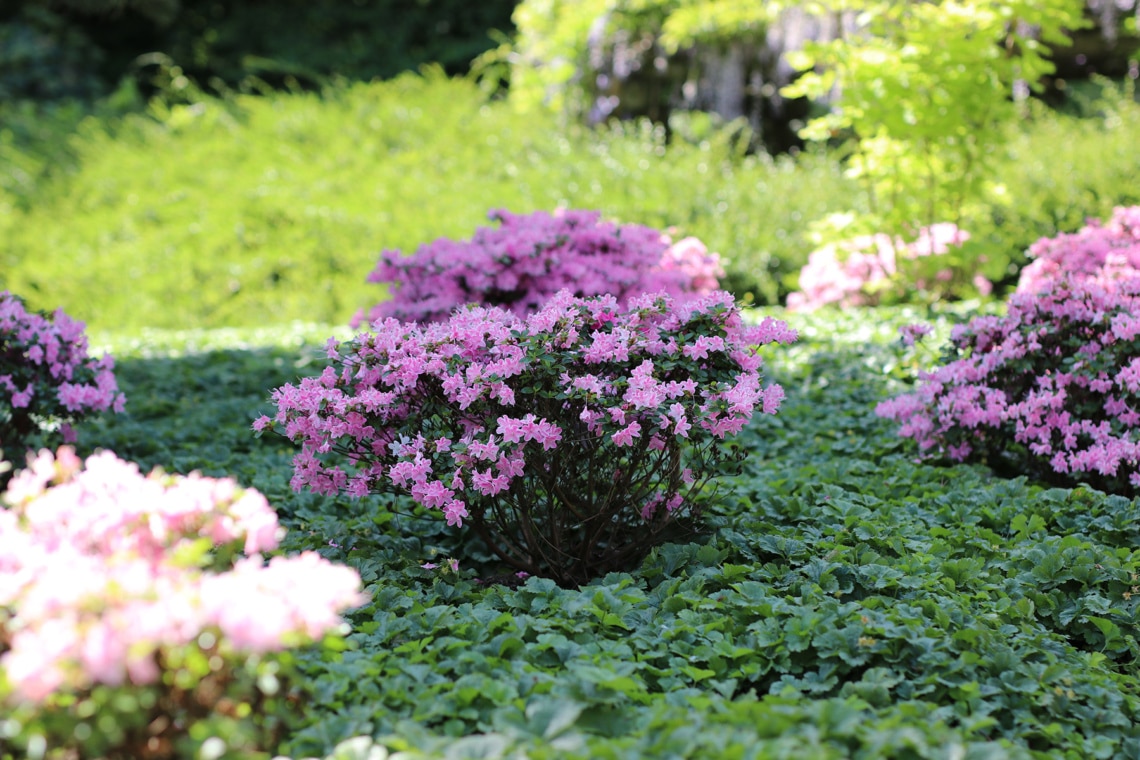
(262, 289), (795, 586)
(352, 208), (724, 326)
(0, 447), (365, 759)
(876, 276), (1140, 496)
(786, 222), (987, 311)
(0, 291), (125, 459)
(1017, 205), (1140, 294)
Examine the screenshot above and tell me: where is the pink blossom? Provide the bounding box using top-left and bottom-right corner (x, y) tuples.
(788, 224), (974, 311)
(899, 323), (934, 347)
(879, 275), (1140, 493)
(496, 414), (531, 443)
(264, 288), (795, 581)
(1117, 358), (1140, 393)
(443, 500), (469, 527)
(706, 415), (747, 439)
(472, 468), (511, 496)
(612, 421), (642, 447)
(0, 449), (365, 704)
(492, 454), (523, 479)
(569, 373), (606, 394)
(640, 495), (663, 520)
(353, 209), (723, 326)
(11, 384), (33, 408)
(672, 414), (692, 438)
(1017, 206), (1140, 295)
(531, 420), (563, 450)
(468, 437), (500, 461)
(411, 479), (455, 509)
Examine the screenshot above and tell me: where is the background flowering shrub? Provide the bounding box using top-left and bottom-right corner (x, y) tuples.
(787, 223), (988, 311)
(876, 277), (1140, 496)
(0, 447), (365, 758)
(352, 208), (725, 326)
(262, 290), (795, 585)
(1017, 206), (1140, 294)
(0, 291), (125, 460)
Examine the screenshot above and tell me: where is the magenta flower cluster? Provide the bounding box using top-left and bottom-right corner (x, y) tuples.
(787, 223), (989, 311)
(1, 292), (125, 453)
(876, 276), (1140, 495)
(0, 447), (365, 705)
(352, 208), (725, 326)
(1017, 206), (1140, 295)
(261, 289), (795, 584)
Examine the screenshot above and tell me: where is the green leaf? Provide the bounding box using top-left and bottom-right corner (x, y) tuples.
(524, 698), (583, 740)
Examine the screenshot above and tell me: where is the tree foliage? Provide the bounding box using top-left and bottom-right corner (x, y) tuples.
(783, 0), (1090, 238)
(0, 0), (517, 101)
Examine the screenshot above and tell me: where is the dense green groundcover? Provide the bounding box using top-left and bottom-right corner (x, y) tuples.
(52, 307), (1139, 759)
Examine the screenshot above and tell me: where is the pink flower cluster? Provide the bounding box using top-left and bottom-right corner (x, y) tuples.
(788, 223), (989, 311)
(899, 323), (934, 348)
(260, 289), (795, 581)
(0, 448), (365, 704)
(352, 209), (725, 326)
(1, 292), (125, 450)
(877, 276), (1140, 494)
(1017, 206), (1140, 295)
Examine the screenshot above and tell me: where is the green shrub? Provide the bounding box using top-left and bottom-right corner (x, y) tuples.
(970, 81), (1140, 287)
(0, 98), (90, 207)
(0, 72), (856, 329)
(3, 71), (1138, 332)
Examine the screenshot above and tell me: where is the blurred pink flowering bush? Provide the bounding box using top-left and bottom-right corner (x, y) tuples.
(261, 289), (795, 586)
(0, 292), (125, 459)
(876, 277), (1140, 496)
(352, 208), (724, 326)
(1017, 206), (1140, 295)
(787, 223), (988, 311)
(898, 323), (934, 348)
(0, 447), (365, 758)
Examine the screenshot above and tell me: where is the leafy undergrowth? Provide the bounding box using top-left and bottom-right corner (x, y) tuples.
(68, 307), (1139, 759)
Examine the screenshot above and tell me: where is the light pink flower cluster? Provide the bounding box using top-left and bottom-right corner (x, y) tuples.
(899, 323), (934, 348)
(351, 209), (724, 326)
(0, 448), (365, 704)
(877, 276), (1140, 495)
(1, 291), (125, 451)
(788, 223), (988, 311)
(1017, 206), (1140, 295)
(261, 289), (794, 583)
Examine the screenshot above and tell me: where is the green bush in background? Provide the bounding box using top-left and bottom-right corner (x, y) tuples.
(0, 71), (857, 330)
(976, 80), (1140, 285)
(783, 0), (1086, 249)
(4, 69), (1140, 330)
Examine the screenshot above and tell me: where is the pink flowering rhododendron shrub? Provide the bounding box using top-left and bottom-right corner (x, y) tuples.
(0, 447), (365, 759)
(877, 277), (1140, 496)
(261, 289), (795, 586)
(0, 291), (125, 458)
(787, 223), (989, 311)
(1017, 206), (1140, 295)
(352, 208), (725, 326)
